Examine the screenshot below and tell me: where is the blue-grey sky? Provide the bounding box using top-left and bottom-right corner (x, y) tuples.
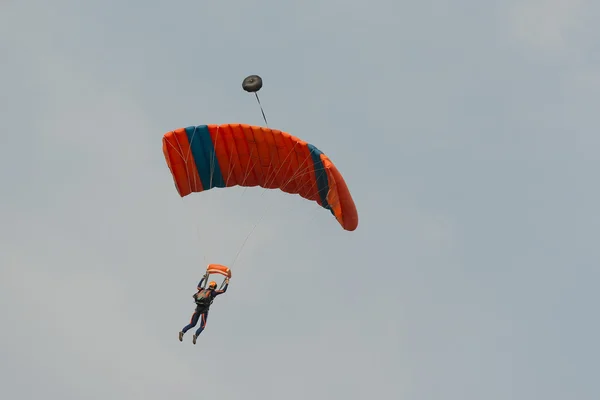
(1, 1), (598, 399)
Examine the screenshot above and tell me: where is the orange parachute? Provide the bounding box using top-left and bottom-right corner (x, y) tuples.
(162, 123), (358, 231)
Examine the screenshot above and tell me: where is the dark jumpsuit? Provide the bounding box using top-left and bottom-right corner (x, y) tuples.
(182, 277), (228, 336)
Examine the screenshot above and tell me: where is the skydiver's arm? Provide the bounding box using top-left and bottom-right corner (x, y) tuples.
(213, 281), (229, 296)
(197, 276), (206, 290)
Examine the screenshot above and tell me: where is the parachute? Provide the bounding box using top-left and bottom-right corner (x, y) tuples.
(162, 123), (358, 231)
(242, 75), (263, 92)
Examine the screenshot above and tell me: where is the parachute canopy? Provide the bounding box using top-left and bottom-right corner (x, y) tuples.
(242, 75), (263, 92)
(162, 124), (358, 231)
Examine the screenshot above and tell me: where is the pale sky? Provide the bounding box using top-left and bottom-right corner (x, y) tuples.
(1, 1), (599, 399)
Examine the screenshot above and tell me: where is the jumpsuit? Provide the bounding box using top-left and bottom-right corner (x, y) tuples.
(181, 277), (228, 337)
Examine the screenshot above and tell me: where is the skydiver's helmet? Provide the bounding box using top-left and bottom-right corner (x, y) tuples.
(208, 281), (217, 290)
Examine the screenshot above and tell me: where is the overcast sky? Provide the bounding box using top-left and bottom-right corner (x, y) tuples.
(1, 1), (599, 399)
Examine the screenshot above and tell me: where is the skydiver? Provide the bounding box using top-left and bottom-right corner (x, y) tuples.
(178, 274), (230, 344)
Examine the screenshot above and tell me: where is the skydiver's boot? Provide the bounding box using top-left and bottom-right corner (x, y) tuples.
(179, 331), (184, 342)
(193, 334), (197, 345)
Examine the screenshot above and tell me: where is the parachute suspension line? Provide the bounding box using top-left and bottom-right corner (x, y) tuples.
(231, 165), (327, 268)
(239, 147), (258, 197)
(215, 139), (237, 208)
(226, 144), (268, 267)
(229, 148), (321, 268)
(167, 129), (207, 262)
(231, 213), (267, 268)
(254, 92), (269, 128)
(167, 131), (195, 202)
(187, 127), (211, 262)
(263, 160), (327, 229)
(230, 153), (270, 267)
(230, 137), (297, 267)
(259, 141), (300, 197)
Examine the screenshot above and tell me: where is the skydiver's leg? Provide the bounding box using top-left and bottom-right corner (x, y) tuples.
(192, 311), (209, 344)
(182, 308), (201, 333)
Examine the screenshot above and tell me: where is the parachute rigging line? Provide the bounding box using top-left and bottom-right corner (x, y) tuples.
(254, 92), (269, 128)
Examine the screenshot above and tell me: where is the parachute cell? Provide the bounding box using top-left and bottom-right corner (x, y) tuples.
(162, 124), (358, 231)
